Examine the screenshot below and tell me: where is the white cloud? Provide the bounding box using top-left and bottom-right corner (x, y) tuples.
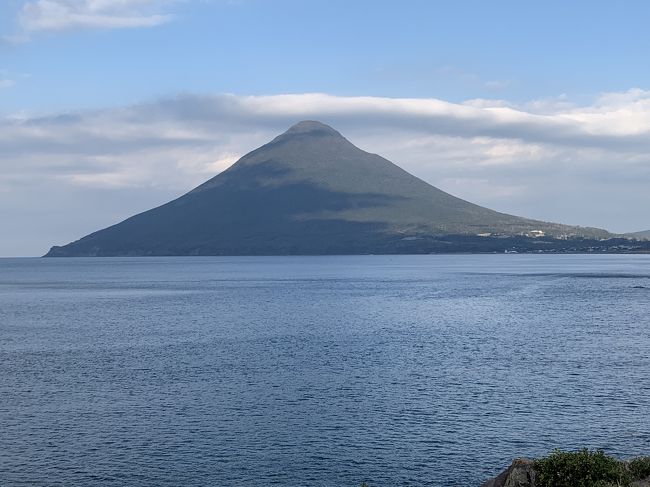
(18, 0), (173, 32)
(0, 79), (16, 89)
(2, 90), (650, 255)
(4, 91), (650, 180)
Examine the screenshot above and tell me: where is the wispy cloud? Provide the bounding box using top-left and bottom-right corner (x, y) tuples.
(17, 0), (174, 33)
(0, 69), (29, 88)
(484, 79), (511, 90)
(5, 90), (650, 178)
(2, 90), (650, 252)
(437, 65), (512, 91)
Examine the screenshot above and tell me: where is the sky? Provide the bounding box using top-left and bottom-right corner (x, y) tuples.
(2, 0), (650, 256)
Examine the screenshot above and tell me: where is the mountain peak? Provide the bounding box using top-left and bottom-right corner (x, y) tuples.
(283, 120), (342, 137)
(45, 121), (612, 257)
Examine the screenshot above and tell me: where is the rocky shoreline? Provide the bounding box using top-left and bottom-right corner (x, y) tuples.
(482, 454), (650, 487)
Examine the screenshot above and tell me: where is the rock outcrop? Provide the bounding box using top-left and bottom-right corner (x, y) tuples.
(481, 459), (537, 487)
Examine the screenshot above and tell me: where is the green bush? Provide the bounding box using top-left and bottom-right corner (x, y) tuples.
(628, 456), (650, 480)
(534, 449), (632, 487)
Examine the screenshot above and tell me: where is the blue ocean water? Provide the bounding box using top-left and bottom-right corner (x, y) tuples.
(1, 255), (649, 486)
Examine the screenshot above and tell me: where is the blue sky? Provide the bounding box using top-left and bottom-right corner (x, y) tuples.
(4, 0), (650, 111)
(2, 0), (650, 255)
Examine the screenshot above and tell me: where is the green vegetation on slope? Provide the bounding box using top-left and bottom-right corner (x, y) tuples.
(534, 449), (650, 487)
(628, 230), (650, 240)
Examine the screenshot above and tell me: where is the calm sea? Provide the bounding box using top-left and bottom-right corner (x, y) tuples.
(1, 255), (649, 486)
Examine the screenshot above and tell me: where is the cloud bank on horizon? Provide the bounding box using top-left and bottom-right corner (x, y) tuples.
(2, 89), (650, 255)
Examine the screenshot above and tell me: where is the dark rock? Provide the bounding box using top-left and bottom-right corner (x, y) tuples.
(481, 458), (537, 487)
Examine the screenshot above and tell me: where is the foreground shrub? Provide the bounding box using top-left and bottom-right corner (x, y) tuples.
(628, 456), (650, 480)
(534, 449), (631, 487)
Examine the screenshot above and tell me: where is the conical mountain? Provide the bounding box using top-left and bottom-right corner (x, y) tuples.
(46, 121), (609, 256)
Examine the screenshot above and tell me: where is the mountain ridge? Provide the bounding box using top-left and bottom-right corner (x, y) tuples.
(46, 121), (611, 257)
(627, 230), (650, 240)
